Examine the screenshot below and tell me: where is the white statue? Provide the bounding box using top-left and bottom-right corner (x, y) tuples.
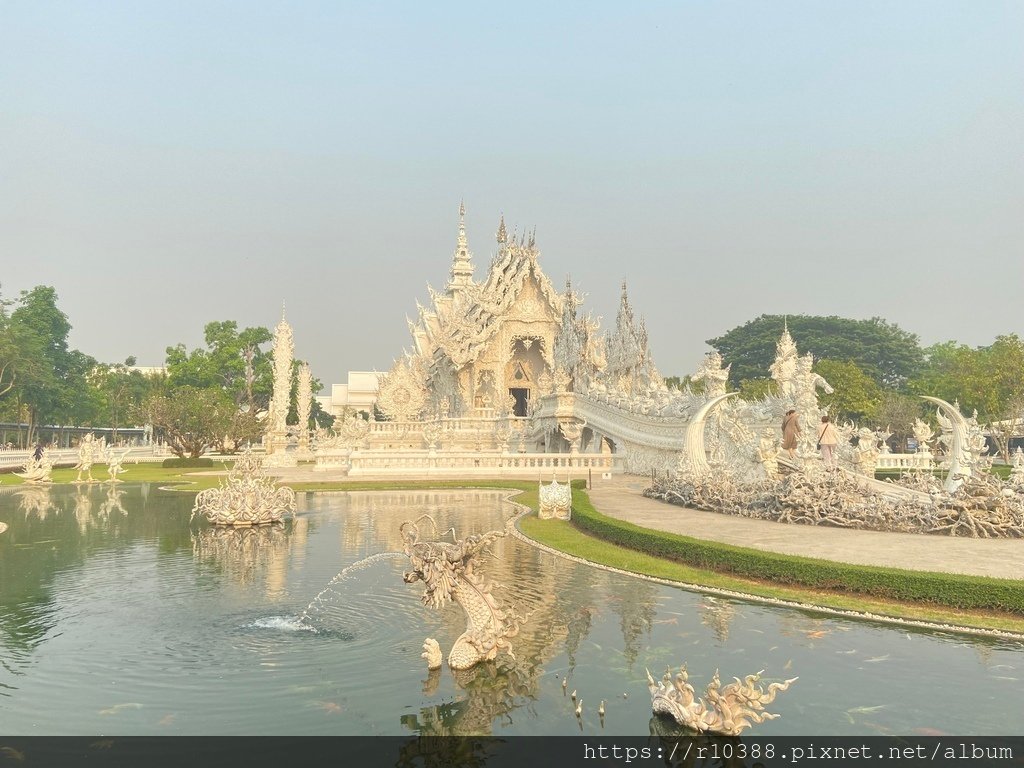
(74, 433), (101, 483)
(264, 305), (295, 462)
(913, 419), (934, 454)
(756, 428), (780, 479)
(104, 444), (131, 483)
(693, 351), (730, 399)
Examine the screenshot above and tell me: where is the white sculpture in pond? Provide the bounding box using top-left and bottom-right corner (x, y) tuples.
(16, 448), (53, 484)
(105, 444), (131, 483)
(192, 449), (296, 527)
(74, 433), (102, 483)
(648, 664), (797, 736)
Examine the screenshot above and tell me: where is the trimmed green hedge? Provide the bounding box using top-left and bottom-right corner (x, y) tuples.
(162, 457), (215, 468)
(570, 490), (1024, 615)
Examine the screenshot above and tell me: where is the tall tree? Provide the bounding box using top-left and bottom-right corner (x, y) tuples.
(7, 287), (95, 444)
(707, 315), (923, 389)
(165, 321), (273, 411)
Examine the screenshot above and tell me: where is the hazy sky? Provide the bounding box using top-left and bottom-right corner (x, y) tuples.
(2, 1), (1022, 391)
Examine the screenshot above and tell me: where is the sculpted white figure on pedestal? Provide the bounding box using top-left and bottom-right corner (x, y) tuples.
(16, 448), (53, 484)
(74, 433), (101, 483)
(756, 428), (780, 479)
(1010, 447), (1024, 488)
(265, 306), (295, 455)
(104, 444), (131, 483)
(693, 351), (730, 399)
(913, 419), (934, 454)
(769, 324), (799, 403)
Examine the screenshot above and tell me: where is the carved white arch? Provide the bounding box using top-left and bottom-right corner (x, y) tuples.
(684, 393), (739, 479)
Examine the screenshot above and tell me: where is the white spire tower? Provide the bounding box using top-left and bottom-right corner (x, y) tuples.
(448, 200), (475, 293)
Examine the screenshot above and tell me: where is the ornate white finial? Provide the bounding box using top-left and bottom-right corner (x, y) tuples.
(282, 300), (287, 321)
(496, 214), (507, 244)
(449, 200), (474, 291)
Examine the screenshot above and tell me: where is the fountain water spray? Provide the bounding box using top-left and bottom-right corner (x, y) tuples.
(297, 551), (407, 624)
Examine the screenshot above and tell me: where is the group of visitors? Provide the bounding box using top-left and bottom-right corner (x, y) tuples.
(781, 409), (838, 469)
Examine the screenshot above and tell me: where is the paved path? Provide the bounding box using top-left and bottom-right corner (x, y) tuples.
(587, 475), (1024, 580)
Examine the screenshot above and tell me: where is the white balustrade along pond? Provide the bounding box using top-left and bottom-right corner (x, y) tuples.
(1, 484), (1022, 736)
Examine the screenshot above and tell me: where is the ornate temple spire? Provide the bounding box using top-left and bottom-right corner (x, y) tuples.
(496, 214), (507, 244)
(448, 199), (474, 292)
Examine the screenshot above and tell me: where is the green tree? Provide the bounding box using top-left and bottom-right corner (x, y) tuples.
(166, 321), (273, 412)
(737, 377), (777, 401)
(6, 287), (95, 444)
(91, 358), (156, 440)
(872, 391), (923, 452)
(815, 359), (882, 424)
(143, 386), (234, 458)
(707, 315), (923, 389)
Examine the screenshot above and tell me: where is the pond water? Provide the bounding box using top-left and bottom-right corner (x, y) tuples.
(1, 483), (1022, 736)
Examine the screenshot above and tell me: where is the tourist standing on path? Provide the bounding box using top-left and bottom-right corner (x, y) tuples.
(33, 443), (44, 461)
(818, 415), (839, 469)
(782, 409), (800, 459)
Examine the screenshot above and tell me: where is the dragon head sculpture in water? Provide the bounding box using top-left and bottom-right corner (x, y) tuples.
(400, 515), (523, 670)
(648, 664), (797, 736)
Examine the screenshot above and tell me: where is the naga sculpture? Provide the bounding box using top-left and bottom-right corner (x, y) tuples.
(192, 449), (296, 526)
(400, 515), (523, 670)
(648, 664), (797, 736)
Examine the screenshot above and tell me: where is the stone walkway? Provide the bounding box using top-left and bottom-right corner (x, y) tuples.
(587, 475), (1024, 580)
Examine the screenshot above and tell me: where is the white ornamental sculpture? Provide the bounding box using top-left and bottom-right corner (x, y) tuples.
(74, 433), (102, 483)
(295, 362), (313, 459)
(192, 449), (296, 527)
(538, 474), (572, 520)
(264, 305), (297, 466)
(104, 444), (131, 483)
(769, 322), (799, 403)
(693, 351), (730, 399)
(1010, 447), (1024, 489)
(16, 449), (53, 484)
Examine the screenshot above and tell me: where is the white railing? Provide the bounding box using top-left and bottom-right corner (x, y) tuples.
(315, 449), (619, 477)
(876, 453), (935, 471)
(0, 446), (171, 471)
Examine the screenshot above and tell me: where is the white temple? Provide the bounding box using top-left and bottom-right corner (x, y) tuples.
(310, 204), (982, 485)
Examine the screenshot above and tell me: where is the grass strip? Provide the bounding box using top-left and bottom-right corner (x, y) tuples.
(566, 488), (1024, 617)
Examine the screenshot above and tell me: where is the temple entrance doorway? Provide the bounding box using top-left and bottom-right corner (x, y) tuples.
(509, 388), (529, 417)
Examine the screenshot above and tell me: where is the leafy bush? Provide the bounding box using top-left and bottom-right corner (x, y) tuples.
(162, 457), (215, 468)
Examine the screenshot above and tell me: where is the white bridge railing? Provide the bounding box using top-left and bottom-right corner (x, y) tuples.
(876, 453), (935, 471)
(316, 449), (618, 477)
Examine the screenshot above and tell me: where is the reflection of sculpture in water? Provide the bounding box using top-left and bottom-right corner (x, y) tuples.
(648, 663), (797, 736)
(403, 657), (537, 739)
(192, 525), (290, 585)
(698, 597), (736, 644)
(17, 485), (54, 520)
(100, 485), (128, 518)
(400, 515), (523, 670)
